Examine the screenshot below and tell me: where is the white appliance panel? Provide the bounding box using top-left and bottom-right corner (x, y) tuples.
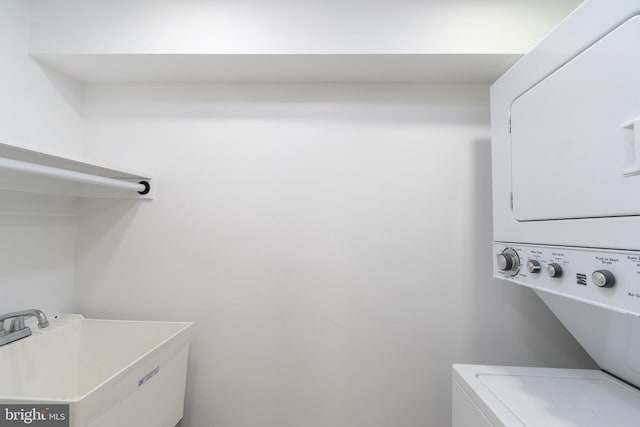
(511, 16), (640, 221)
(491, 0), (640, 250)
(452, 365), (640, 427)
(480, 375), (640, 427)
(452, 378), (495, 427)
(536, 291), (640, 390)
(493, 243), (640, 316)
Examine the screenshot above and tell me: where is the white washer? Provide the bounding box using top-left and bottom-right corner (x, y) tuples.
(452, 365), (640, 427)
(455, 0), (640, 425)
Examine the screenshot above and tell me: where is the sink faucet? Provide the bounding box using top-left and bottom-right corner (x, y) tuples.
(0, 309), (49, 347)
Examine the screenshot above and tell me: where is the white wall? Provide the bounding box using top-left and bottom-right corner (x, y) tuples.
(30, 0), (583, 55)
(0, 0), (83, 315)
(74, 83), (595, 427)
(0, 2), (593, 426)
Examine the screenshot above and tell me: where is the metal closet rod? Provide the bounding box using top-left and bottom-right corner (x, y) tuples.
(0, 157), (150, 195)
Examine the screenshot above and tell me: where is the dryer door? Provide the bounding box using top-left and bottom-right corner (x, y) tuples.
(510, 15), (640, 221)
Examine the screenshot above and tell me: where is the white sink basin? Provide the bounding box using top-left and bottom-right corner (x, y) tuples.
(0, 314), (192, 427)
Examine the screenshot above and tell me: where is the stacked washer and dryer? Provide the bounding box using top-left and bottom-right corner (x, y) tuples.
(452, 1), (640, 425)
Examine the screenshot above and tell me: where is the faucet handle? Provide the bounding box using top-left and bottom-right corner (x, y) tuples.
(8, 317), (26, 333)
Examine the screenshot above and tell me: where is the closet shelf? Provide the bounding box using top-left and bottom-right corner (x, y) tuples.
(31, 53), (522, 83)
(0, 138), (153, 199)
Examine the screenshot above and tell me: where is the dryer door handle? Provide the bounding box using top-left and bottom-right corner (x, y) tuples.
(622, 118), (640, 177)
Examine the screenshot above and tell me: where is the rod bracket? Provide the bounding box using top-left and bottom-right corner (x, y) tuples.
(138, 180), (151, 195)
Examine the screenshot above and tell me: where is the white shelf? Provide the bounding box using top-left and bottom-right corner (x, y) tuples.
(0, 138), (153, 199)
(32, 53), (522, 83)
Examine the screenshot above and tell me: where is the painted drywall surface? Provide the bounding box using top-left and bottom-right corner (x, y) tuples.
(0, 0), (82, 315)
(0, 192), (78, 317)
(74, 83), (595, 427)
(0, 0), (83, 152)
(30, 0), (583, 55)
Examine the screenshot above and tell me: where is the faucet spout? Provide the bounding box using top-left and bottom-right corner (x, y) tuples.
(29, 309), (49, 328)
(0, 308), (50, 347)
(0, 309), (49, 336)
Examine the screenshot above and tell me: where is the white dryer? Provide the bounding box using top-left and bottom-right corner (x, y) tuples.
(454, 0), (640, 425)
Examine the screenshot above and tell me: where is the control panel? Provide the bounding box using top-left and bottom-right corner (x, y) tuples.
(493, 242), (640, 316)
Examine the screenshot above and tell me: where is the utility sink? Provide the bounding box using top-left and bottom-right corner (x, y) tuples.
(0, 314), (192, 427)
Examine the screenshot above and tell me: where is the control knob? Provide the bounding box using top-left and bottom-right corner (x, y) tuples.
(546, 263), (563, 278)
(592, 270), (615, 288)
(497, 248), (519, 275)
(526, 259), (541, 274)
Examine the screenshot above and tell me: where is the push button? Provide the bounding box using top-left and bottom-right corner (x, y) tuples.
(592, 270), (615, 288)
